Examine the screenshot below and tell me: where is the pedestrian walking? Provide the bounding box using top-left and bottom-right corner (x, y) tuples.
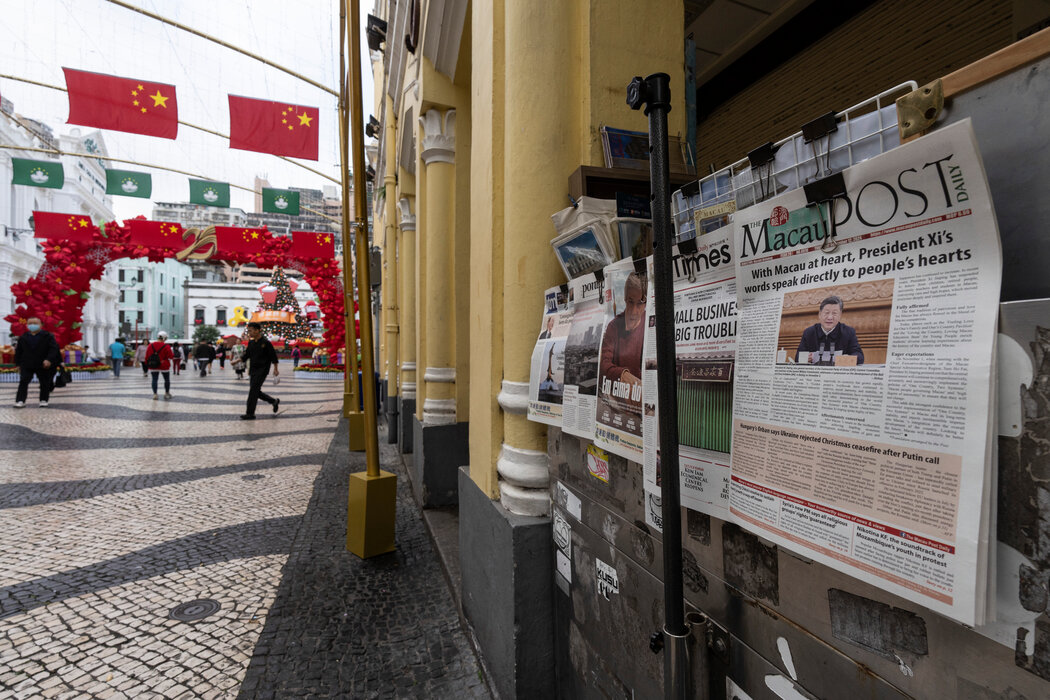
(217, 342), (227, 370)
(170, 342), (182, 376)
(135, 342), (149, 375)
(145, 331), (174, 400)
(108, 337), (125, 377)
(230, 341), (246, 379)
(195, 340), (215, 377)
(241, 322), (280, 420)
(291, 345), (301, 368)
(12, 317), (60, 408)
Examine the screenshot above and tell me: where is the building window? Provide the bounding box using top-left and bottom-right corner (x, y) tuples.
(137, 270), (144, 283)
(194, 308), (205, 325)
(119, 290), (125, 303)
(119, 310), (125, 325)
(137, 311), (143, 323)
(216, 308), (227, 326)
(137, 290), (143, 304)
(119, 269), (125, 282)
(159, 312), (164, 326)
(160, 273), (165, 286)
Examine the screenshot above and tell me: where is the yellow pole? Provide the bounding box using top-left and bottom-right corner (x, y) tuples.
(345, 0), (396, 558)
(338, 0), (364, 447)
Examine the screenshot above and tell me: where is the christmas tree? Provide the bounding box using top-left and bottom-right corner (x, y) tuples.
(256, 267), (313, 340)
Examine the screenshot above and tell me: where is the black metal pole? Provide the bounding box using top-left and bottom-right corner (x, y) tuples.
(628, 73), (690, 699)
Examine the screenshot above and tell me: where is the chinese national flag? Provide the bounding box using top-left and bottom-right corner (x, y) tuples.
(32, 211), (98, 242)
(290, 230), (336, 259)
(228, 95), (319, 160)
(128, 219), (186, 250)
(215, 226), (268, 256)
(63, 68), (178, 139)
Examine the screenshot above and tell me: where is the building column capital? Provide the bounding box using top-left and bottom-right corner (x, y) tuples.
(398, 197), (416, 231)
(418, 109), (456, 165)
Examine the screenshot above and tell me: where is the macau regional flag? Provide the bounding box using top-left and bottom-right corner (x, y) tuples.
(262, 188), (300, 216)
(189, 179), (231, 208)
(106, 169), (152, 198)
(12, 158), (64, 189)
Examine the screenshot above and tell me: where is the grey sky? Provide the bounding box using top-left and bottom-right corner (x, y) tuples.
(0, 0), (376, 222)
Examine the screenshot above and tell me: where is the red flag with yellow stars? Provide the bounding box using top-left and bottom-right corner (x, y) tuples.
(31, 211), (98, 242)
(290, 230), (336, 259)
(215, 226), (268, 256)
(127, 220), (186, 250)
(63, 68), (178, 139)
(228, 95), (319, 160)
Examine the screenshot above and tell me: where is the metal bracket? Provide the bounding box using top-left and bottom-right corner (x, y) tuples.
(896, 79), (944, 139)
(707, 620), (730, 663)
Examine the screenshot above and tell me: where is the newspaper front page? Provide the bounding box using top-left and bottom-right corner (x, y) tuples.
(729, 120), (1000, 625)
(562, 273), (605, 439)
(642, 230), (736, 518)
(593, 258), (647, 461)
(528, 286), (571, 426)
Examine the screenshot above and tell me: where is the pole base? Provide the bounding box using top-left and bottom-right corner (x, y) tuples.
(345, 410), (366, 451)
(346, 469), (397, 558)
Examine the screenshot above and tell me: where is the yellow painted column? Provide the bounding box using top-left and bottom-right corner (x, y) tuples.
(418, 108), (457, 426)
(383, 98), (399, 399)
(397, 196), (417, 411)
(496, 1), (574, 516)
(468, 0), (505, 499)
(375, 210), (387, 379)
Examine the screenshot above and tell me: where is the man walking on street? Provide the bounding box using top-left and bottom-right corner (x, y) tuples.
(108, 337), (125, 377)
(13, 317), (60, 408)
(241, 322), (280, 420)
(145, 331), (174, 400)
(195, 340), (215, 377)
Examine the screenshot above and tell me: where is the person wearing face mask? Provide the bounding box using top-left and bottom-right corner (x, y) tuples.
(795, 295), (864, 365)
(12, 317), (61, 408)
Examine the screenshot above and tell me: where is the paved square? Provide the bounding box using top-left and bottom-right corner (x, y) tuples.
(0, 369), (488, 699)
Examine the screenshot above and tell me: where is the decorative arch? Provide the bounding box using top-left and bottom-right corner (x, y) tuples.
(4, 217), (354, 357)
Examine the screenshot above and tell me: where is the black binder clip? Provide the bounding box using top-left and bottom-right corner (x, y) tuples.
(803, 172), (846, 254)
(633, 257), (648, 274)
(594, 268), (605, 300)
(559, 283), (569, 296)
(747, 141), (779, 201)
(677, 235), (698, 255)
(802, 111), (838, 179)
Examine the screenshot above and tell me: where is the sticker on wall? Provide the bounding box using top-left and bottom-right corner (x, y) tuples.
(556, 549), (572, 585)
(596, 557), (619, 599)
(645, 491), (663, 533)
(553, 510), (571, 554)
(553, 481), (582, 521)
(586, 444), (610, 483)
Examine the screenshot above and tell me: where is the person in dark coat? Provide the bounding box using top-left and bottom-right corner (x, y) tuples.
(795, 295), (864, 365)
(13, 316), (61, 408)
(241, 322), (280, 420)
(194, 341), (216, 377)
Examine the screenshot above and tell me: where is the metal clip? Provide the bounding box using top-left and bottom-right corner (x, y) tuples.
(802, 111), (838, 179)
(747, 141), (779, 201)
(803, 172), (847, 254)
(677, 236), (698, 282)
(594, 268), (605, 300)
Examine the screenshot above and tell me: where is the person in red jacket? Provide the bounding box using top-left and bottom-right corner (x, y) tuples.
(145, 331), (175, 400)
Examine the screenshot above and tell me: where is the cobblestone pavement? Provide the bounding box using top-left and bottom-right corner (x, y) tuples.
(0, 369), (489, 699)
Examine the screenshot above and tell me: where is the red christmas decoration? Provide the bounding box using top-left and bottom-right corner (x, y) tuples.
(6, 216), (354, 359)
